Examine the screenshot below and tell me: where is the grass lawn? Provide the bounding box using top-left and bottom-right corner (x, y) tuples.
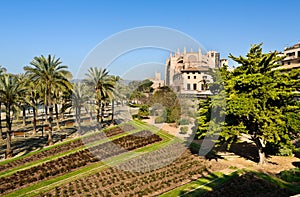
(160, 169), (300, 196)
(159, 171), (240, 197)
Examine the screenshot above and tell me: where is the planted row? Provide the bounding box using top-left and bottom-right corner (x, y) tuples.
(0, 130), (160, 195)
(42, 145), (208, 197)
(0, 124), (135, 172)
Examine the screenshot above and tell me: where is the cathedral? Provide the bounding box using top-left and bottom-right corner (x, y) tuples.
(165, 48), (227, 96)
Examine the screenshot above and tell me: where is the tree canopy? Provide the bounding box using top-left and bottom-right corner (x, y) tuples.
(197, 44), (300, 164)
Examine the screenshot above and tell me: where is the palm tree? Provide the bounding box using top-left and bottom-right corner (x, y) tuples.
(53, 71), (72, 129)
(71, 82), (90, 132)
(85, 67), (115, 123)
(26, 79), (41, 134)
(0, 74), (26, 158)
(16, 73), (29, 127)
(53, 88), (66, 129)
(110, 75), (121, 124)
(60, 88), (72, 121)
(0, 65), (7, 140)
(24, 55), (72, 145)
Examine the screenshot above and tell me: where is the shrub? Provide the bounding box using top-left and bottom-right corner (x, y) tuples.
(132, 114), (141, 120)
(138, 105), (149, 118)
(155, 116), (165, 124)
(177, 118), (189, 126)
(293, 148), (300, 158)
(265, 142), (293, 156)
(129, 103), (141, 108)
(278, 147), (293, 156)
(166, 107), (180, 123)
(180, 126), (188, 134)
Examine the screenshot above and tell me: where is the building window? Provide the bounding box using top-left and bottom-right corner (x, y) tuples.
(187, 76), (190, 79)
(194, 76), (196, 79)
(288, 62), (291, 65)
(187, 83), (190, 90)
(287, 52), (295, 57)
(193, 83), (197, 90)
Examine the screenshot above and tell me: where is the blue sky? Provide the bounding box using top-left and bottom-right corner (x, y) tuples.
(0, 0), (299, 79)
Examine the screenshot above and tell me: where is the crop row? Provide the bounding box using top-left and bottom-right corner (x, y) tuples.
(41, 143), (209, 197)
(0, 124), (135, 172)
(0, 130), (160, 195)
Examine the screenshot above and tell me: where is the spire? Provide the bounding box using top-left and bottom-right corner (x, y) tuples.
(198, 48), (202, 59)
(177, 48), (180, 55)
(190, 48), (193, 52)
(198, 48), (202, 55)
(183, 47), (186, 55)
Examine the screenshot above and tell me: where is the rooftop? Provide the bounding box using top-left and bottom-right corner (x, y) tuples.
(284, 43), (300, 51)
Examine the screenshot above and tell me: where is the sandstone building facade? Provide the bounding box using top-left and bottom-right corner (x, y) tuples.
(165, 48), (225, 96)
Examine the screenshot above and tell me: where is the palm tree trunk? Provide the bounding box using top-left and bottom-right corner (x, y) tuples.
(76, 107), (82, 133)
(111, 99), (114, 125)
(55, 103), (59, 129)
(61, 102), (65, 121)
(47, 93), (54, 146)
(5, 105), (12, 158)
(88, 105), (93, 121)
(100, 102), (104, 123)
(36, 104), (39, 121)
(32, 101), (37, 135)
(44, 105), (48, 123)
(22, 105), (26, 127)
(97, 108), (100, 122)
(0, 102), (3, 140)
(97, 101), (101, 123)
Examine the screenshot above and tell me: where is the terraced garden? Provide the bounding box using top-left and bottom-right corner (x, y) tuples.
(1, 120), (299, 197)
(0, 121), (186, 196)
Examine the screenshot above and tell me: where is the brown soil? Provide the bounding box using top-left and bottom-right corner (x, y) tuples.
(193, 139), (300, 175)
(208, 154), (300, 175)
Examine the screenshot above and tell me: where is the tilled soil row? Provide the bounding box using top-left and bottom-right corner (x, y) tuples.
(0, 130), (159, 195)
(0, 124), (135, 172)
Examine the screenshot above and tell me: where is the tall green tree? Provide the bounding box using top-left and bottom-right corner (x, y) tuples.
(150, 86), (181, 123)
(0, 65), (7, 140)
(0, 74), (26, 158)
(197, 44), (300, 164)
(24, 55), (72, 145)
(85, 67), (115, 123)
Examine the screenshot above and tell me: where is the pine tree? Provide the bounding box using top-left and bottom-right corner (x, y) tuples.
(197, 44), (300, 164)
